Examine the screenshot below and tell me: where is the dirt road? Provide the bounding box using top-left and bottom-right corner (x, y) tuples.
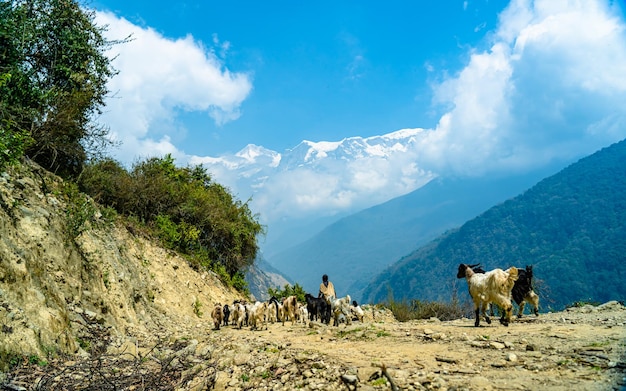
(205, 301), (626, 390)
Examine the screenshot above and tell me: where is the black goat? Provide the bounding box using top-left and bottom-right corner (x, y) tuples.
(468, 262), (485, 273)
(223, 304), (231, 326)
(511, 265), (540, 317)
(304, 293), (329, 323)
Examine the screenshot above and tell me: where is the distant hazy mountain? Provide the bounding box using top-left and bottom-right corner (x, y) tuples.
(266, 166), (562, 302)
(245, 257), (290, 301)
(362, 139), (626, 310)
(259, 213), (350, 259)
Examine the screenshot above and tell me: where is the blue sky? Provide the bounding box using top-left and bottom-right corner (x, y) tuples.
(93, 0), (507, 157)
(91, 0), (626, 231)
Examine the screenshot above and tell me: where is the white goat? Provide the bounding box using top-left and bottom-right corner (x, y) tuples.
(248, 301), (268, 330)
(298, 303), (309, 324)
(267, 300), (278, 323)
(282, 295), (298, 325)
(457, 263), (518, 327)
(269, 297), (285, 324)
(471, 264), (540, 318)
(230, 301), (246, 329)
(350, 300), (364, 322)
(329, 295), (352, 326)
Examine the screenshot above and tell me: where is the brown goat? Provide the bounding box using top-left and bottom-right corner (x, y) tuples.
(211, 303), (223, 330)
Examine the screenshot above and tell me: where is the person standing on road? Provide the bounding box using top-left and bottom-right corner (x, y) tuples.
(319, 274), (336, 300)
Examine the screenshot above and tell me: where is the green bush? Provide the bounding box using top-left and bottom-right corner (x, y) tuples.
(62, 182), (98, 239)
(155, 214), (181, 249)
(566, 299), (601, 309)
(192, 298), (203, 318)
(230, 272), (249, 295)
(0, 125), (32, 171)
(1, 0), (121, 178)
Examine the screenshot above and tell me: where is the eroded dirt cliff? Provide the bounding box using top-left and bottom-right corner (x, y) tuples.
(0, 160), (242, 366)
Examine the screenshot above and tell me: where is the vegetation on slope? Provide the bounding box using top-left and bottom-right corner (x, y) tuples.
(0, 0), (121, 177)
(363, 139), (626, 310)
(78, 155), (263, 287)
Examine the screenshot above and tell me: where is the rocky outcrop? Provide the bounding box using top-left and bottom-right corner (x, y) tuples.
(245, 258), (291, 301)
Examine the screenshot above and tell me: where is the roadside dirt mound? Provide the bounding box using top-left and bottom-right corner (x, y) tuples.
(0, 160), (243, 367)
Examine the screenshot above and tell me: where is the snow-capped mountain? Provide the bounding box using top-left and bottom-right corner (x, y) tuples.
(190, 127), (434, 253)
(197, 128), (424, 171)
(279, 128), (424, 168)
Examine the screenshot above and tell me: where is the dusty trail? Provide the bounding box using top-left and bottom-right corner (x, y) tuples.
(199, 302), (626, 390)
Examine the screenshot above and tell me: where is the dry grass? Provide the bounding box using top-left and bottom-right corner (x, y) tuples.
(386, 297), (473, 322)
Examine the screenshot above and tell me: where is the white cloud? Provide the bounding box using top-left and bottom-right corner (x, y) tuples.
(94, 1), (626, 229)
(423, 0), (626, 175)
(474, 21), (487, 33)
(249, 154), (434, 223)
(346, 55), (366, 81)
(251, 0), (626, 223)
(95, 11), (252, 164)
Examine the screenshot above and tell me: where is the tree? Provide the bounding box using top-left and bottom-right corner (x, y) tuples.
(0, 0), (121, 177)
(0, 2), (34, 169)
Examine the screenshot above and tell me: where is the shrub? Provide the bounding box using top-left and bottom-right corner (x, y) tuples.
(62, 182), (98, 239)
(192, 298), (203, 318)
(566, 299), (601, 309)
(386, 297), (472, 322)
(230, 272), (249, 296)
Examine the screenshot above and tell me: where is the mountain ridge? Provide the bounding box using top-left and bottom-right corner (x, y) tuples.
(222, 128), (426, 170)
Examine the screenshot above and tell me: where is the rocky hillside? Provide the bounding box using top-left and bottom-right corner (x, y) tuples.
(245, 257), (290, 301)
(0, 160), (244, 367)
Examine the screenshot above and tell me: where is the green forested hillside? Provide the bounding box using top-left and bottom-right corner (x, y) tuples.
(363, 139), (626, 310)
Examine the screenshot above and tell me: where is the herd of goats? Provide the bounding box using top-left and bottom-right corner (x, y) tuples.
(209, 292), (363, 331)
(209, 263), (540, 331)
